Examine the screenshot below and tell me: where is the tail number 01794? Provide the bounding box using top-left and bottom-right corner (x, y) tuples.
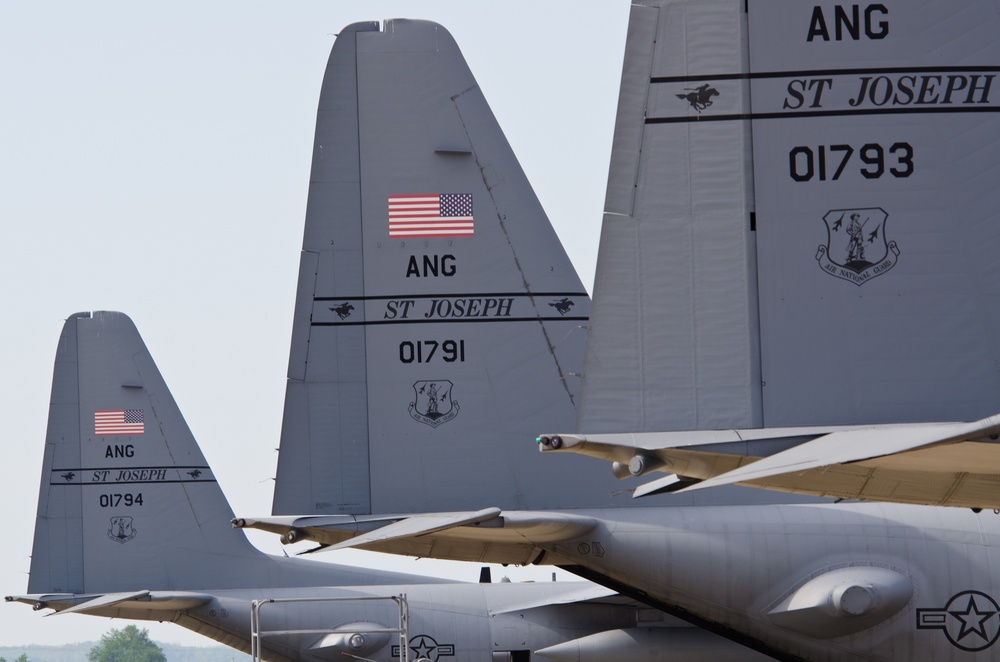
(99, 493), (144, 507)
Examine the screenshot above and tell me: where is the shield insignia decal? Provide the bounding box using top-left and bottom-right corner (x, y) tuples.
(107, 516), (137, 543)
(409, 380), (460, 428)
(816, 207), (900, 286)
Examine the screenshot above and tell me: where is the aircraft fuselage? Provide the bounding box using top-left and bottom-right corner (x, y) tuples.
(46, 581), (637, 662)
(531, 503), (999, 661)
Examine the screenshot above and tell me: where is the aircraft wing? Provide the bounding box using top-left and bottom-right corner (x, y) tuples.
(237, 510), (598, 565)
(538, 412), (1000, 509)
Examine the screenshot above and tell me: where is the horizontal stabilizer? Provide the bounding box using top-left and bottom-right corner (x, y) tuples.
(684, 413), (1000, 490)
(239, 510), (597, 565)
(541, 413), (1000, 508)
(49, 590), (150, 616)
(324, 508), (503, 551)
(538, 427), (833, 463)
(488, 585), (618, 615)
(6, 591), (212, 616)
(631, 474), (698, 499)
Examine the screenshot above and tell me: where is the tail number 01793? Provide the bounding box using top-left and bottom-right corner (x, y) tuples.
(789, 142), (913, 182)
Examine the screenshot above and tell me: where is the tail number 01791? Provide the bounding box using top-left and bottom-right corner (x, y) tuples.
(399, 340), (466, 364)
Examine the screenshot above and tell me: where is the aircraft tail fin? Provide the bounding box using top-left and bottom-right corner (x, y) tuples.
(579, 0), (1000, 433)
(272, 20), (641, 515)
(578, 0), (761, 435)
(28, 312), (263, 595)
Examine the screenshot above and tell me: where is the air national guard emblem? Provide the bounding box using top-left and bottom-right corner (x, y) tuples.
(107, 516), (137, 544)
(816, 207), (900, 286)
(409, 380), (459, 428)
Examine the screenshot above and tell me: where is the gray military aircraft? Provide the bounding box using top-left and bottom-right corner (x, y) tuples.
(6, 16), (770, 662)
(5, 310), (669, 662)
(536, 412), (1000, 508)
(240, 2), (1000, 660)
(262, 15), (765, 660)
(268, 17), (598, 518)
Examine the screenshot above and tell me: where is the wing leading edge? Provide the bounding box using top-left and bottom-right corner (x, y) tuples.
(537, 412), (1000, 509)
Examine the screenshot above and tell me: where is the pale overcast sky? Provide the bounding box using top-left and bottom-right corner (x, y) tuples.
(0, 1), (628, 648)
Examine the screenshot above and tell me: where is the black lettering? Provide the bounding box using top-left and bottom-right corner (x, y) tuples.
(405, 255), (420, 277)
(849, 77), (871, 107)
(894, 75), (915, 105)
(466, 298), (481, 316)
(100, 493), (143, 508)
(789, 146), (814, 182)
(783, 79), (807, 109)
(942, 75), (968, 104)
(790, 142), (913, 181)
(864, 4), (889, 39)
(422, 255), (439, 277)
(452, 298), (467, 317)
(105, 444), (134, 459)
(916, 75), (942, 104)
(807, 79), (833, 108)
(834, 4), (860, 40)
(496, 298), (514, 317)
(405, 254), (457, 278)
(806, 6), (830, 41)
(115, 469), (167, 482)
(869, 76), (893, 106)
(809, 5), (887, 42)
(965, 75), (995, 104)
(889, 142), (914, 177)
(385, 299), (415, 320)
(784, 79), (832, 109)
(91, 470), (111, 482)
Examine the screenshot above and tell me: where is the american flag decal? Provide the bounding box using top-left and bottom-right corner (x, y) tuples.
(95, 409), (145, 436)
(388, 193), (474, 238)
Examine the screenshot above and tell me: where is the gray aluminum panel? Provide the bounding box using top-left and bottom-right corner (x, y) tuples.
(273, 20), (650, 516)
(748, 0), (1000, 426)
(580, 0), (763, 433)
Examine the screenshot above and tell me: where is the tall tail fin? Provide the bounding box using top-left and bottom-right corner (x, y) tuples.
(579, 0), (1000, 431)
(28, 311), (262, 594)
(578, 0), (762, 434)
(272, 20), (638, 515)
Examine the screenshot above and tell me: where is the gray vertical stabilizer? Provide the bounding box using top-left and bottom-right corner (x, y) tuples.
(579, 0), (762, 433)
(581, 0), (1000, 433)
(273, 20), (638, 515)
(28, 312), (263, 594)
(27, 311), (468, 598)
(748, 1), (1000, 426)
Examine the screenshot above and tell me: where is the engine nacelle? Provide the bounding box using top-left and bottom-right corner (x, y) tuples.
(767, 566), (913, 638)
(310, 621), (391, 656)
